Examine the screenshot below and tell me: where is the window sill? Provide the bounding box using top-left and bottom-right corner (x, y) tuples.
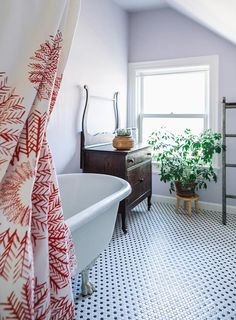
(151, 161), (221, 175)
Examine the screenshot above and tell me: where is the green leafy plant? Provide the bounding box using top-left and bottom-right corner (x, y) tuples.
(116, 128), (131, 136)
(148, 128), (224, 194)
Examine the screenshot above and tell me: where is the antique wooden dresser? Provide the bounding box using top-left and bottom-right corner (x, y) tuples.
(80, 85), (152, 233)
(82, 143), (152, 233)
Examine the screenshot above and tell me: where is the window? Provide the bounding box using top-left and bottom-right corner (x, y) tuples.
(128, 56), (219, 143)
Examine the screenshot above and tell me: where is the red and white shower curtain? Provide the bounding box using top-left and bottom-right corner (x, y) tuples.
(0, 1), (80, 318)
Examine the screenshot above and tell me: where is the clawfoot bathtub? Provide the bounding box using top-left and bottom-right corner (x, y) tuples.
(57, 173), (131, 296)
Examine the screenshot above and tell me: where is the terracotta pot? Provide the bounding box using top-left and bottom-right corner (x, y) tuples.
(112, 135), (134, 150)
(175, 181), (196, 197)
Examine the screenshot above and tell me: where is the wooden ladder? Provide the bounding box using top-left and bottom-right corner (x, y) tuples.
(222, 97), (236, 225)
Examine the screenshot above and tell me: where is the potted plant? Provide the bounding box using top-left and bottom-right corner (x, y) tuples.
(148, 128), (224, 196)
(112, 128), (134, 150)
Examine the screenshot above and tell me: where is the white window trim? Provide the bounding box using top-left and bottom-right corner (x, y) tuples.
(128, 55), (219, 136)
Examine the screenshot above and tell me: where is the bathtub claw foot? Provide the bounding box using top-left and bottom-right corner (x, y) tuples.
(81, 269), (95, 297)
(81, 281), (95, 296)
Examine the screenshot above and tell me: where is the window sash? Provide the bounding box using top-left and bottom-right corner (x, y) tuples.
(138, 69), (209, 142)
(140, 70), (209, 115)
(140, 113), (206, 118)
(139, 114), (207, 143)
(128, 55), (219, 134)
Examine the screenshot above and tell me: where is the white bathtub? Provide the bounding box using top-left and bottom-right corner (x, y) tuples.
(57, 173), (131, 295)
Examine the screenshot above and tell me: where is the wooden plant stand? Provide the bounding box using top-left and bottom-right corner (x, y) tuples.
(175, 194), (200, 217)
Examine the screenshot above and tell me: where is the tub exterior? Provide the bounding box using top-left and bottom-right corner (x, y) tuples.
(57, 173), (131, 273)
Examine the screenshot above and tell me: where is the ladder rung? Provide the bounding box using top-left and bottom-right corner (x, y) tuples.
(226, 195), (236, 199)
(225, 134), (236, 138)
(226, 164), (236, 168)
(225, 103), (236, 108)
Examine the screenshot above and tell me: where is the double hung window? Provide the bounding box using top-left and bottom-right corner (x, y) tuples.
(128, 56), (219, 143)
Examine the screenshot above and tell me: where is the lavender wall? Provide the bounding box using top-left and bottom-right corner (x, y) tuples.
(47, 0), (128, 173)
(129, 7), (236, 204)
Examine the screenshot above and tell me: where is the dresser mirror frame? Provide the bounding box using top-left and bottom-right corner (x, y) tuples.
(80, 85), (119, 169)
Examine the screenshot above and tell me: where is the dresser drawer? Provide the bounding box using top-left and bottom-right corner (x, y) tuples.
(127, 160), (151, 205)
(126, 148), (152, 168)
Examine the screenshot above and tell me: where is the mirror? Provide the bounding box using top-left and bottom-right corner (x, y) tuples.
(86, 97), (116, 135)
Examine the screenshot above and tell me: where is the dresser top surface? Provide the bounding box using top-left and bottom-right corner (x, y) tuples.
(84, 143), (150, 154)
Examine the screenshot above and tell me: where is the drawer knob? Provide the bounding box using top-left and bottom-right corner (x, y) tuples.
(127, 158), (135, 164)
(139, 177), (144, 182)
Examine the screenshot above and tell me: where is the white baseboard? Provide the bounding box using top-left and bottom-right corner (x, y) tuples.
(152, 194), (236, 214)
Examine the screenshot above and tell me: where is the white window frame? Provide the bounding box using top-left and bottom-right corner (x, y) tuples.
(128, 56), (219, 142)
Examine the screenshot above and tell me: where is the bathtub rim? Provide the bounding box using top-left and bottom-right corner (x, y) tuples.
(57, 173), (131, 232)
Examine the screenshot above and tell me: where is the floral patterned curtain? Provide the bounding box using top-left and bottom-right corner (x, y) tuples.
(0, 1), (80, 318)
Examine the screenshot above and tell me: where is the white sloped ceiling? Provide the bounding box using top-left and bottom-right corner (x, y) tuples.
(167, 0), (236, 45)
(113, 0), (236, 45)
